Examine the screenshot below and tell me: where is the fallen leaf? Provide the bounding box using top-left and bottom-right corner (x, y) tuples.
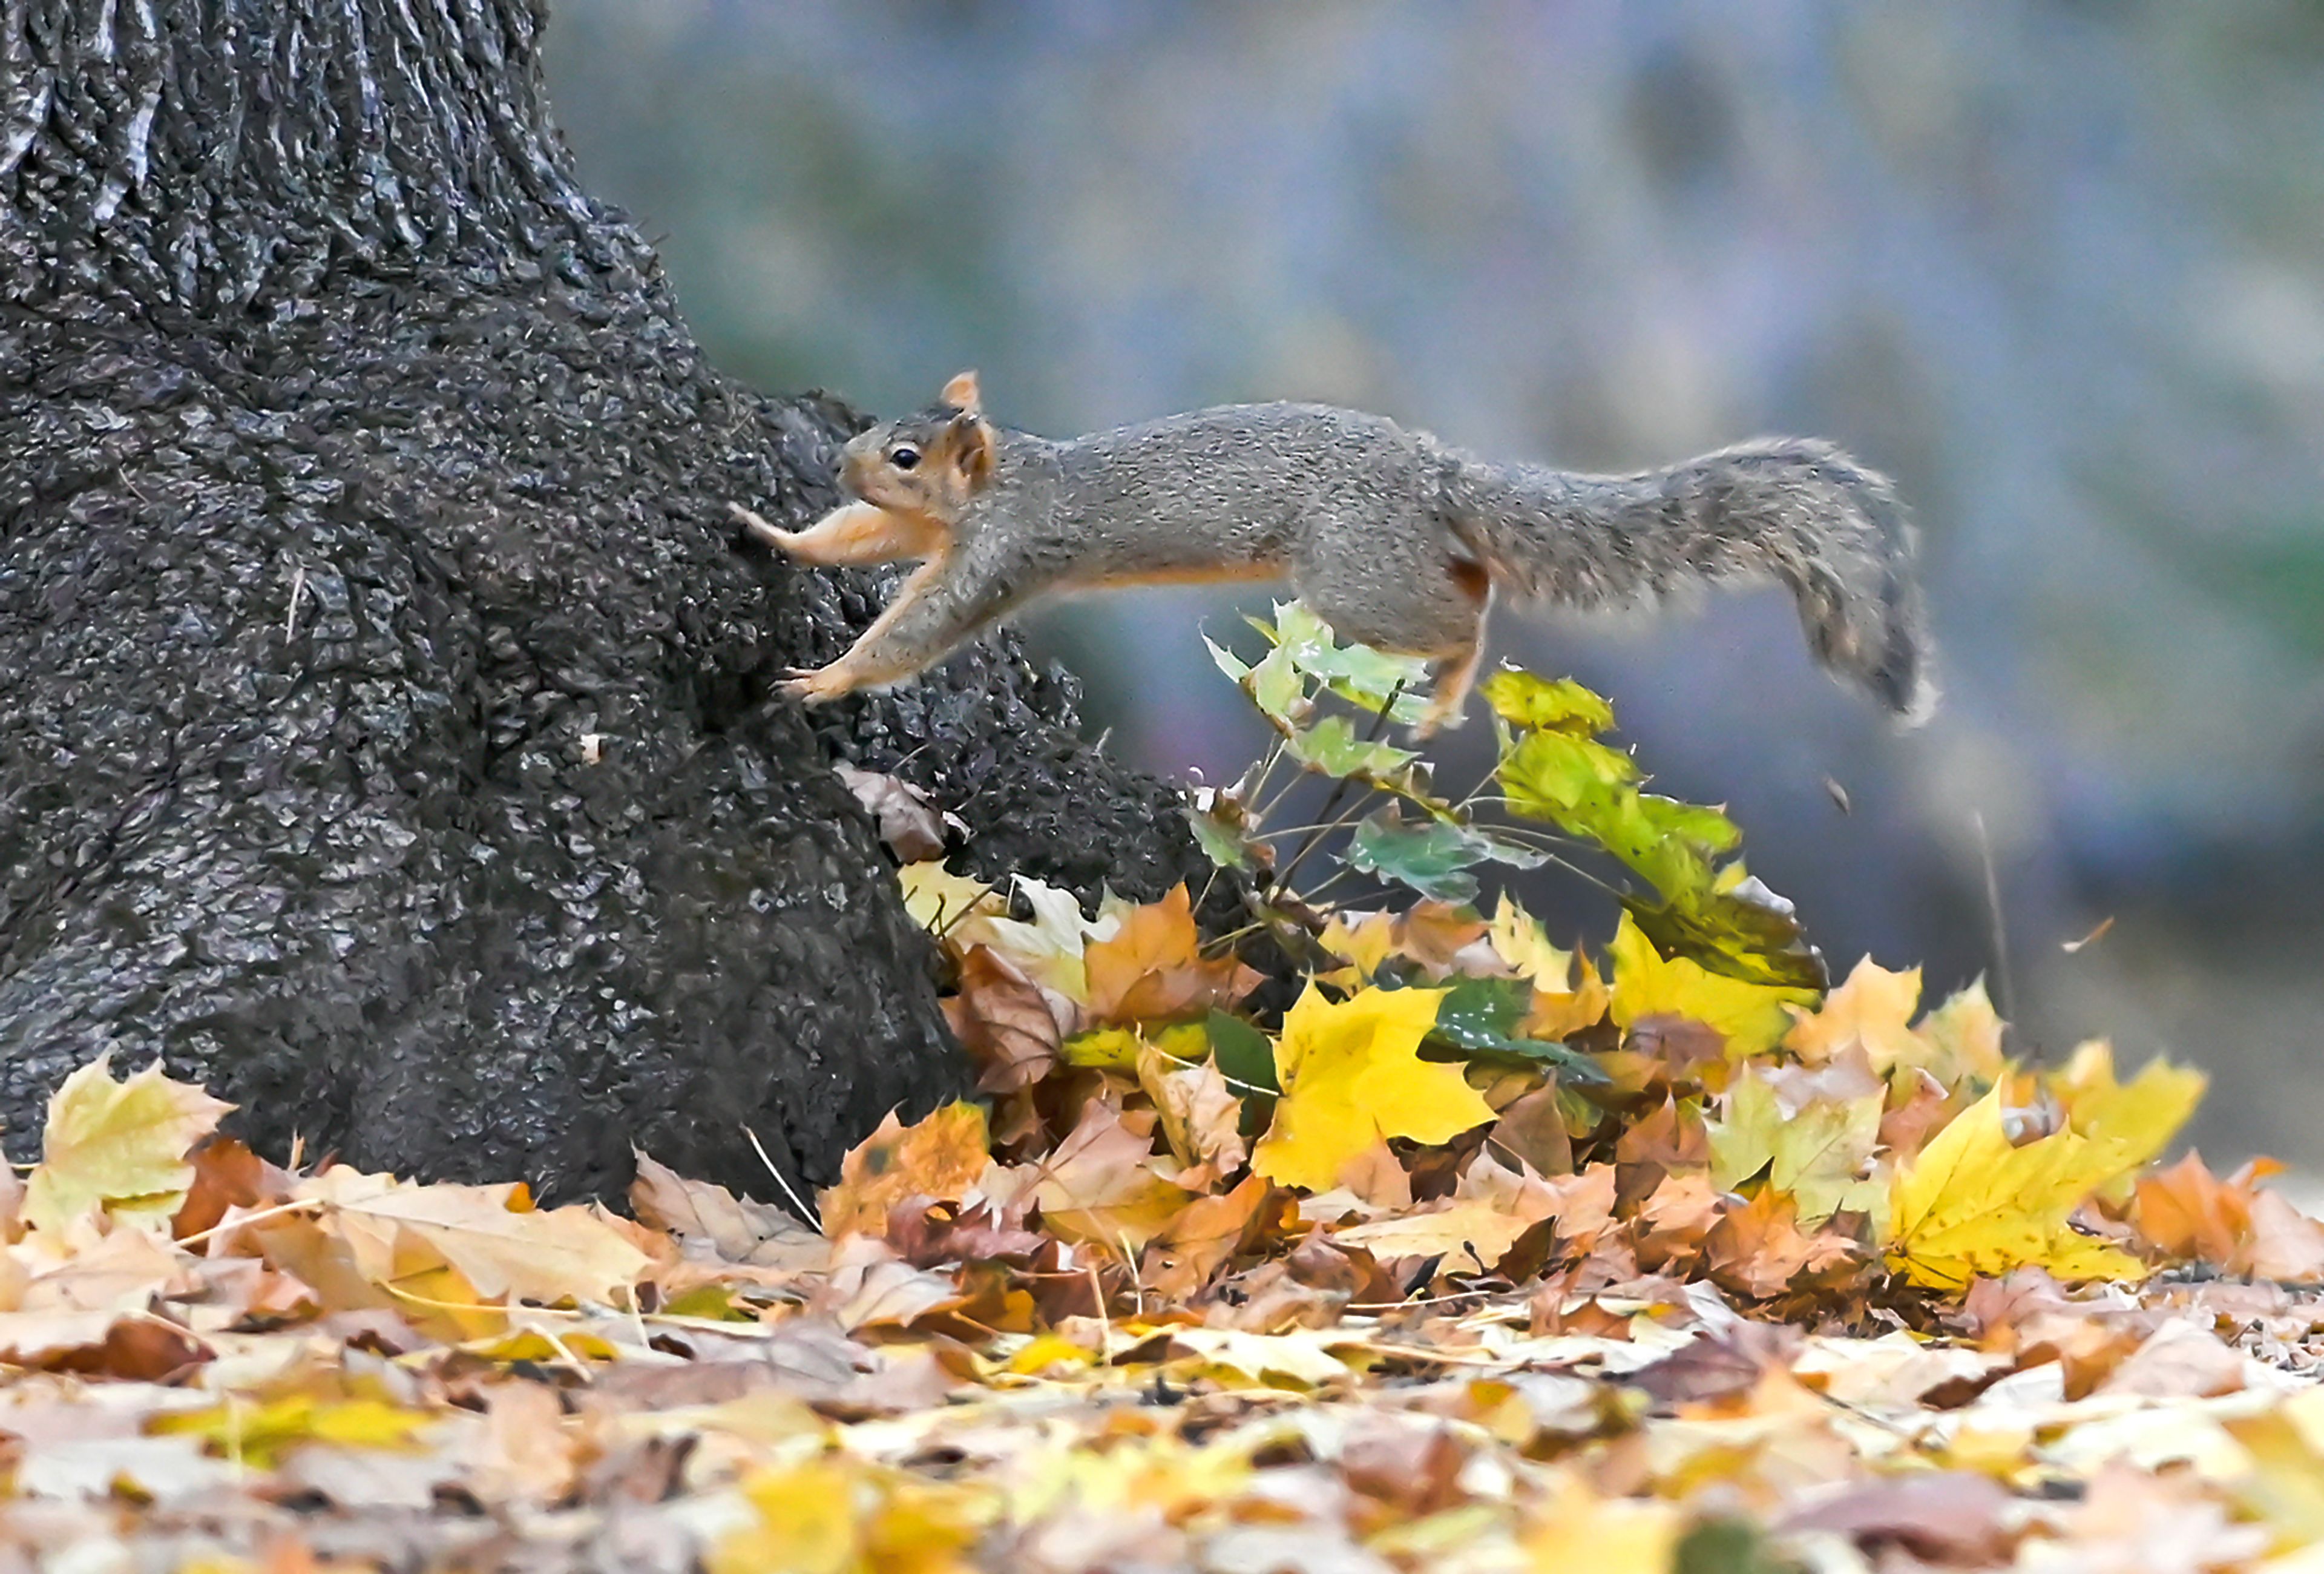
(897, 860), (1002, 934)
(1142, 1175), (1281, 1300)
(821, 1103), (993, 1240)
(1888, 1086), (2153, 1289)
(1137, 1033), (1249, 1179)
(1019, 1100), (1190, 1252)
(1081, 884), (1259, 1024)
(944, 946), (1063, 1093)
(1252, 984), (1493, 1193)
(295, 1168), (651, 1305)
(631, 1151), (828, 1273)
(1334, 1197), (1541, 1277)
(1911, 978), (2009, 1085)
(1707, 1065), (1885, 1227)
(2050, 1039), (2207, 1176)
(1782, 957), (1923, 1070)
(22, 1056), (235, 1237)
(835, 763), (953, 863)
(1609, 914), (1814, 1062)
(151, 1392), (435, 1470)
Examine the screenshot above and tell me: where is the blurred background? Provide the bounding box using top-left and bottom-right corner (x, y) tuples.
(545, 2), (2324, 1161)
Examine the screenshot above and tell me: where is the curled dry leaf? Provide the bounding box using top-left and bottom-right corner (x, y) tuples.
(944, 946), (1062, 1093)
(834, 762), (959, 863)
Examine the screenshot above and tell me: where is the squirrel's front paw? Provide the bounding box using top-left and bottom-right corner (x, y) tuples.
(781, 664), (859, 705)
(730, 501), (800, 551)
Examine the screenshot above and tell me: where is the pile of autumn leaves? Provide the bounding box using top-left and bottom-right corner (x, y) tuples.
(899, 863), (2317, 1319)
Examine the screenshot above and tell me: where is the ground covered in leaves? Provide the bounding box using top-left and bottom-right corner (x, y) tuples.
(5, 618), (2323, 1573)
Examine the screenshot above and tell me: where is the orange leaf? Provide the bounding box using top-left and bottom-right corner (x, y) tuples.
(820, 1103), (993, 1240)
(1082, 885), (1259, 1023)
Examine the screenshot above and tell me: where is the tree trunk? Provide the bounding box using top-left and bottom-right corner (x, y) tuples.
(0, 0), (1207, 1200)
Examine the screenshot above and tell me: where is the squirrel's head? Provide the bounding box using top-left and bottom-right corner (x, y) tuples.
(839, 370), (996, 525)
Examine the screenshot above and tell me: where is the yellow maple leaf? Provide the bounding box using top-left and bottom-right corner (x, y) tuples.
(1782, 957), (1923, 1069)
(1318, 910), (1400, 983)
(1492, 894), (1611, 1039)
(1912, 978), (2009, 1085)
(1709, 1067), (1887, 1227)
(1251, 984), (1492, 1193)
(22, 1055), (235, 1237)
(1489, 892), (1573, 984)
(1607, 914), (1817, 1061)
(2050, 1039), (2207, 1176)
(1886, 1085), (2150, 1289)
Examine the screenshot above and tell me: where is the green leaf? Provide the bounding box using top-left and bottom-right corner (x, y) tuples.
(1284, 714), (1420, 781)
(1206, 630), (1307, 723)
(1268, 601), (1434, 723)
(1628, 874), (1828, 992)
(1479, 670), (1617, 735)
(1433, 975), (1532, 1045)
(1430, 976), (1605, 1082)
(1344, 811), (1490, 903)
(1206, 1009), (1280, 1138)
(1497, 729), (1640, 820)
(1183, 795), (1255, 872)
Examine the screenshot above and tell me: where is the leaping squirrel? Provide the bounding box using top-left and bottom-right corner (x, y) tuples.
(733, 372), (1934, 736)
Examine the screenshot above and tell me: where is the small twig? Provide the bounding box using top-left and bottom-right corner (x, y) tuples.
(1271, 683), (1406, 895)
(283, 562), (307, 642)
(174, 1196), (323, 1250)
(1115, 1228), (1147, 1322)
(1343, 1289), (1499, 1312)
(1971, 811), (2017, 1033)
(1144, 1041), (1275, 1099)
(1198, 920), (1265, 956)
(1087, 1257), (1113, 1357)
(533, 1324), (598, 1384)
(1238, 733), (1292, 825)
(744, 1124), (824, 1232)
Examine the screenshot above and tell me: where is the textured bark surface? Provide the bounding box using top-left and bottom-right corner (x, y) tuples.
(0, 0), (1207, 1199)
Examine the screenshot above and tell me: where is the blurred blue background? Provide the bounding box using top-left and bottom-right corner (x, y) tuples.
(545, 2), (2324, 1159)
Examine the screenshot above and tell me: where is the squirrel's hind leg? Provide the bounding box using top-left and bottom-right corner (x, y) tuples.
(1414, 627), (1487, 739)
(1299, 545), (1492, 738)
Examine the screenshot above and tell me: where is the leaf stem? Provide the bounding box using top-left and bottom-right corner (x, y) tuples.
(1272, 683), (1405, 896)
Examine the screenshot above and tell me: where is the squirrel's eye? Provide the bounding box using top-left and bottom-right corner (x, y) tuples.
(889, 446), (922, 472)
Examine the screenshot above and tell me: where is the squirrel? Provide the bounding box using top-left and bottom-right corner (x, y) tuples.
(732, 371), (1934, 736)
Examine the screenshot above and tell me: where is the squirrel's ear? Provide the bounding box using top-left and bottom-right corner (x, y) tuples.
(940, 369), (982, 414)
(947, 410), (994, 488)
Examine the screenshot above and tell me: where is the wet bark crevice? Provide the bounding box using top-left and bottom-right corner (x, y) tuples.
(0, 0), (1210, 1199)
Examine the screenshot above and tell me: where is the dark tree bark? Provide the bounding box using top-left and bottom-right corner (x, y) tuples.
(0, 0), (1207, 1199)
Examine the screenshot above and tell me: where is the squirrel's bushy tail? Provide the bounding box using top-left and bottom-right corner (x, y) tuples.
(1443, 439), (1936, 722)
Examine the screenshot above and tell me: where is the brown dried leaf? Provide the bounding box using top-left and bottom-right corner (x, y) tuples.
(945, 946), (1062, 1093)
(835, 762), (954, 863)
(630, 1151), (829, 1273)
(1018, 1099), (1191, 1252)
